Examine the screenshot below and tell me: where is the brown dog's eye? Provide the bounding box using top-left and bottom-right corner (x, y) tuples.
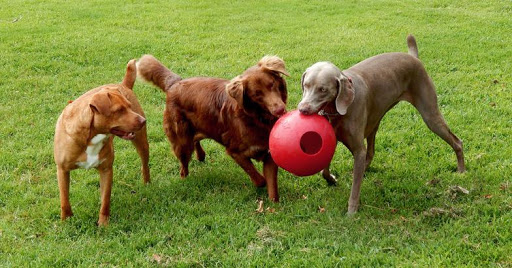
(319, 87), (326, 93)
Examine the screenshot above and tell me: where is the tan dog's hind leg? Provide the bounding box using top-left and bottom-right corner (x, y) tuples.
(132, 126), (150, 183)
(98, 167), (113, 226)
(57, 166), (73, 220)
(263, 156), (279, 202)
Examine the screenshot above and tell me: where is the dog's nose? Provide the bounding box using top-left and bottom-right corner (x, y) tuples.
(274, 106), (286, 116)
(139, 117), (146, 126)
(298, 103), (312, 115)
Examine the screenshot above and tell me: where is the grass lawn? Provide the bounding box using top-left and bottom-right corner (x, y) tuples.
(1, 0), (511, 266)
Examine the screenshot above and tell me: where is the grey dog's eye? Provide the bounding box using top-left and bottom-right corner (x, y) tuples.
(319, 87), (327, 92)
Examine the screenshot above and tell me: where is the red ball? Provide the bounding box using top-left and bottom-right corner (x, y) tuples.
(269, 110), (337, 176)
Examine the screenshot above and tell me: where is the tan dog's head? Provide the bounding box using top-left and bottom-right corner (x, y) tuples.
(298, 62), (354, 115)
(226, 56), (288, 118)
(89, 87), (146, 140)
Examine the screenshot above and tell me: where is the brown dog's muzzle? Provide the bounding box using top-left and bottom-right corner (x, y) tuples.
(272, 104), (286, 117)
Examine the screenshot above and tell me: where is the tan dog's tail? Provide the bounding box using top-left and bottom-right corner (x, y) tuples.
(122, 59), (137, 89)
(136, 55), (182, 92)
(407, 34), (419, 58)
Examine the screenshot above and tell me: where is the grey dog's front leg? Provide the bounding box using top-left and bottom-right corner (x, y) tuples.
(347, 147), (367, 214)
(322, 163), (338, 185)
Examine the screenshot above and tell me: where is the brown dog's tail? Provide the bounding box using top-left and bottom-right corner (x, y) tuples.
(122, 59), (137, 90)
(407, 34), (419, 58)
(136, 54), (182, 92)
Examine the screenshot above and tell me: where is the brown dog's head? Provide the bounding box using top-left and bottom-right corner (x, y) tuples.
(89, 87), (146, 140)
(226, 56), (288, 118)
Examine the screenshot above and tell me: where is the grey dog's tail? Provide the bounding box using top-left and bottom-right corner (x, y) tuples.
(407, 34), (419, 58)
(136, 55), (182, 92)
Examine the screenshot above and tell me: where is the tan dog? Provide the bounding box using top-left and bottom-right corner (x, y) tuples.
(298, 35), (465, 214)
(137, 55), (288, 202)
(54, 60), (149, 226)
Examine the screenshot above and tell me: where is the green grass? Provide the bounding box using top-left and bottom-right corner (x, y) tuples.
(1, 0), (511, 266)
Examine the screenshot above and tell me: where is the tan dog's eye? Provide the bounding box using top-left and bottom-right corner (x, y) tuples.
(114, 106), (126, 114)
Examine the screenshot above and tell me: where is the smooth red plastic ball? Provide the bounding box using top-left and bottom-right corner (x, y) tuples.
(269, 110), (337, 176)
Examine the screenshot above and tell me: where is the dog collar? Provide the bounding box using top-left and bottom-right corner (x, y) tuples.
(340, 71), (352, 83)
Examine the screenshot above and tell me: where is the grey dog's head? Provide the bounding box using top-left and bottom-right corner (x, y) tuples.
(298, 62), (354, 115)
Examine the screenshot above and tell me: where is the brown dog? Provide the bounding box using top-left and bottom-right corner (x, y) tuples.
(298, 35), (465, 214)
(54, 60), (150, 226)
(137, 55), (288, 201)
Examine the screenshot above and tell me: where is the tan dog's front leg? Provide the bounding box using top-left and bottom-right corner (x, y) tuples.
(132, 128), (150, 184)
(57, 166), (73, 220)
(263, 156), (279, 202)
(97, 167), (113, 226)
(348, 147), (367, 214)
(230, 153), (266, 187)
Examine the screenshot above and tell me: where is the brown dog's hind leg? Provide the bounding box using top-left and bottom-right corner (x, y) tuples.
(57, 166), (73, 220)
(194, 141), (206, 162)
(132, 126), (150, 183)
(164, 113), (194, 178)
(172, 141), (194, 178)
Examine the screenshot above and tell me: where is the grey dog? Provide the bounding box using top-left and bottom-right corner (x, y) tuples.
(298, 35), (465, 214)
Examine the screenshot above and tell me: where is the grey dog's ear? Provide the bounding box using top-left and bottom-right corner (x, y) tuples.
(226, 76), (245, 107)
(335, 75), (355, 115)
(301, 71), (307, 91)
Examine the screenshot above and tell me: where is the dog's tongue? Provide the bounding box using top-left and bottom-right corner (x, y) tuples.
(110, 129), (136, 140)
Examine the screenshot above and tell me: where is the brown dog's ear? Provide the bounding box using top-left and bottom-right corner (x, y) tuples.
(335, 76), (355, 115)
(122, 59), (137, 89)
(89, 92), (112, 116)
(226, 76), (245, 107)
(279, 79), (288, 104)
(258, 55), (290, 76)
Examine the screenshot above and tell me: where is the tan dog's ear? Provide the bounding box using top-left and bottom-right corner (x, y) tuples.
(335, 76), (355, 115)
(122, 59), (137, 89)
(258, 55), (290, 76)
(90, 92), (112, 116)
(226, 76), (245, 107)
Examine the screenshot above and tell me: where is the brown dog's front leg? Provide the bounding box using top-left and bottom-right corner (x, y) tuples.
(263, 156), (279, 202)
(97, 167), (113, 226)
(230, 153), (266, 188)
(57, 166), (73, 220)
(347, 147), (367, 214)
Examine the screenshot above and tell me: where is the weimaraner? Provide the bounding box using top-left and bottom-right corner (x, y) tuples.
(298, 35), (465, 214)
